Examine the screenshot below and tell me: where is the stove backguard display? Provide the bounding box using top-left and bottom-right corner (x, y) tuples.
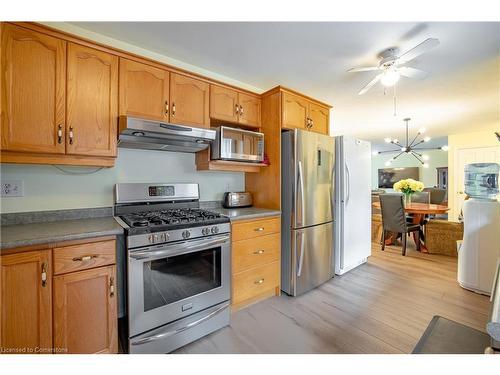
(149, 185), (175, 197)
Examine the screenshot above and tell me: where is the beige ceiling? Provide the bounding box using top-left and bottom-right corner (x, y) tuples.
(69, 22), (500, 146)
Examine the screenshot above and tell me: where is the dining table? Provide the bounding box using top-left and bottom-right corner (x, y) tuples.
(372, 201), (450, 253)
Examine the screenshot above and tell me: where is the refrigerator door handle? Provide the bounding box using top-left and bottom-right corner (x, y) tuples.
(298, 160), (305, 227)
(297, 231), (305, 277)
(345, 162), (351, 206)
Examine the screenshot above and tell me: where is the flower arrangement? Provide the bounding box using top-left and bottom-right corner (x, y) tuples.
(393, 178), (425, 194)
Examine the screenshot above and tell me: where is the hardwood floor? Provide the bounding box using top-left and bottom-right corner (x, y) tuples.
(176, 242), (490, 354)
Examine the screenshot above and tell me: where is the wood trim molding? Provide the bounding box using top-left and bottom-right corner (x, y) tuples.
(261, 85), (332, 109)
(0, 151), (115, 167)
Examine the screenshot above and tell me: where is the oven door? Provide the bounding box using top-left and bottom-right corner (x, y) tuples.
(128, 234), (230, 337)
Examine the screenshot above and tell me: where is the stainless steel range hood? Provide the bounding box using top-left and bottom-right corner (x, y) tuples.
(118, 116), (216, 153)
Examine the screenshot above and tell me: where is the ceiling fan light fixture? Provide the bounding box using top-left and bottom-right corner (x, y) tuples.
(380, 69), (400, 87)
(424, 136), (431, 142)
(372, 150), (380, 155)
(384, 137), (392, 143)
(422, 154), (430, 161)
(392, 138), (399, 144)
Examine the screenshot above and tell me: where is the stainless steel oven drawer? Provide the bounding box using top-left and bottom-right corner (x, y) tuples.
(129, 301), (230, 354)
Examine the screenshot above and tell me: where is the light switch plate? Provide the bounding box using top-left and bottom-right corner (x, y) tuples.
(1, 180), (24, 197)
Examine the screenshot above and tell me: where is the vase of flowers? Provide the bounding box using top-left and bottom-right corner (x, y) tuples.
(393, 178), (425, 207)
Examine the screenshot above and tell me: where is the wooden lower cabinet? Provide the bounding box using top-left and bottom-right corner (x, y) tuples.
(53, 266), (117, 354)
(0, 236), (117, 354)
(0, 249), (52, 353)
(231, 217), (281, 311)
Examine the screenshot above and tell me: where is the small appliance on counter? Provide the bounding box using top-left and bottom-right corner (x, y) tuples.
(222, 192), (253, 208)
(211, 126), (264, 163)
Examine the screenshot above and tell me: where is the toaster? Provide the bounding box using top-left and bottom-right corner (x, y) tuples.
(222, 192), (253, 208)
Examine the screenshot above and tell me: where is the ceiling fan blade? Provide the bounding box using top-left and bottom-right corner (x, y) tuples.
(399, 66), (428, 79)
(358, 74), (382, 95)
(347, 66), (380, 73)
(398, 38), (440, 64)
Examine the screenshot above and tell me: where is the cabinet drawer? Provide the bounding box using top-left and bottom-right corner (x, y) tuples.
(232, 261), (280, 305)
(232, 233), (280, 273)
(231, 216), (280, 241)
(53, 240), (116, 275)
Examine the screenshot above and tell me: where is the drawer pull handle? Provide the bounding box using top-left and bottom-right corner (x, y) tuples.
(165, 100), (169, 115)
(253, 249), (265, 255)
(109, 276), (115, 297)
(254, 278), (265, 285)
(72, 255), (98, 262)
(254, 227), (265, 232)
(41, 263), (47, 287)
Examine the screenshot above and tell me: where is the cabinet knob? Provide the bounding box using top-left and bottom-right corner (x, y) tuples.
(172, 103), (176, 117)
(235, 104), (240, 115)
(254, 227), (265, 232)
(69, 127), (74, 145)
(254, 278), (265, 285)
(57, 125), (63, 144)
(109, 276), (115, 297)
(41, 263), (47, 287)
(239, 105), (244, 116)
(165, 101), (169, 115)
(253, 249), (265, 255)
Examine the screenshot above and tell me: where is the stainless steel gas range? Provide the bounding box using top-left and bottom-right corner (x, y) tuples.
(114, 183), (230, 354)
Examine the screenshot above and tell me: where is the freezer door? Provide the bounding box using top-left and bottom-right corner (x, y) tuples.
(335, 136), (372, 275)
(292, 222), (334, 296)
(294, 130), (335, 229)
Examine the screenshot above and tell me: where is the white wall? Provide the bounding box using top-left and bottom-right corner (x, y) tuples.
(0, 149), (244, 213)
(371, 149), (448, 190)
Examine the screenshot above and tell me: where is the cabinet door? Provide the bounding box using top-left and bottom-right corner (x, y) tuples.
(238, 93), (261, 128)
(308, 102), (330, 135)
(119, 58), (169, 121)
(170, 73), (209, 128)
(282, 92), (308, 130)
(1, 24), (66, 154)
(210, 84), (239, 123)
(66, 43), (118, 157)
(1, 250), (52, 353)
(53, 265), (117, 354)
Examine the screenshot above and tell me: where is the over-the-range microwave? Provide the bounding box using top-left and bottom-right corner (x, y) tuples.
(211, 126), (264, 163)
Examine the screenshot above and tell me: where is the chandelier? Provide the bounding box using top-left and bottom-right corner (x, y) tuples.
(373, 118), (448, 168)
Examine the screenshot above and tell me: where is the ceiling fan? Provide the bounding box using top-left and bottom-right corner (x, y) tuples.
(348, 38), (440, 95)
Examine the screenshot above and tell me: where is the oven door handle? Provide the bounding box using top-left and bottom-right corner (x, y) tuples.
(131, 302), (230, 346)
(129, 235), (229, 261)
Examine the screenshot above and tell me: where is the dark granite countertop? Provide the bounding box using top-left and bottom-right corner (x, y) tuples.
(0, 217), (123, 251)
(209, 207), (281, 222)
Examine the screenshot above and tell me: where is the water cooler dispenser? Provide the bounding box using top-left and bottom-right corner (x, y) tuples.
(458, 163), (500, 295)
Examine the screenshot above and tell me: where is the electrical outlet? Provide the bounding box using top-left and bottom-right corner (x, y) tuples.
(1, 180), (24, 197)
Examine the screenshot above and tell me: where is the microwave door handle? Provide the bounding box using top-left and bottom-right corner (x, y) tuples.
(131, 302), (230, 346)
(129, 236), (229, 261)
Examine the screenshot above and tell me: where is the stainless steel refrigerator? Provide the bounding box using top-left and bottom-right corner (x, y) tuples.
(281, 129), (335, 296)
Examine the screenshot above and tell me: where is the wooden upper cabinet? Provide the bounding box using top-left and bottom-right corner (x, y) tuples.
(53, 265), (117, 354)
(282, 92), (308, 130)
(309, 102), (330, 135)
(238, 93), (261, 128)
(210, 84), (239, 123)
(66, 43), (118, 157)
(119, 58), (169, 121)
(1, 249), (52, 353)
(169, 73), (209, 128)
(1, 24), (66, 154)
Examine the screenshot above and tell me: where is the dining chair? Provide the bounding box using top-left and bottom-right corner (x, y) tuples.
(379, 194), (421, 255)
(411, 191), (430, 203)
(423, 187), (447, 205)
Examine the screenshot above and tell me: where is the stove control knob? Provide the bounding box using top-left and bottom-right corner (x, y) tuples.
(211, 226), (219, 234)
(182, 230), (191, 239)
(148, 235), (155, 244)
(204, 228), (211, 235)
